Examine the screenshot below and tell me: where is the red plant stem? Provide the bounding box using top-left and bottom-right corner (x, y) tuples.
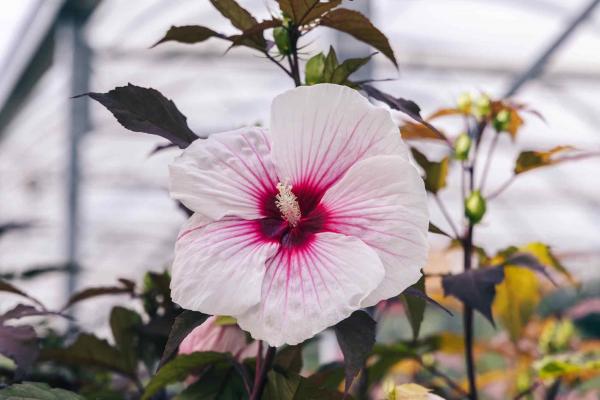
(249, 345), (276, 400)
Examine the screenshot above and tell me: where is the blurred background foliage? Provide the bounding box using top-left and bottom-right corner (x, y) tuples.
(1, 0), (599, 399)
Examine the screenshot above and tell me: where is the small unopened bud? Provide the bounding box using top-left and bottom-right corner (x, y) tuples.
(457, 92), (472, 113)
(454, 133), (471, 160)
(421, 353), (436, 368)
(465, 190), (486, 224)
(493, 109), (511, 132)
(474, 94), (491, 118)
(273, 27), (291, 55)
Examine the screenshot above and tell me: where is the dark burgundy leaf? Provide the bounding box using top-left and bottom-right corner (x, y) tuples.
(151, 25), (224, 47)
(442, 266), (505, 325)
(0, 279), (44, 309)
(230, 18), (282, 47)
(62, 282), (135, 311)
(362, 85), (449, 144)
(210, 0), (266, 49)
(334, 310), (375, 395)
(0, 221), (33, 237)
(159, 310), (209, 368)
(401, 277), (426, 340)
(80, 84), (199, 149)
(0, 304), (66, 323)
(320, 8), (397, 66)
(278, 0), (342, 25)
(504, 253), (557, 286)
(0, 324), (38, 375)
(404, 286), (453, 316)
(428, 222), (451, 238)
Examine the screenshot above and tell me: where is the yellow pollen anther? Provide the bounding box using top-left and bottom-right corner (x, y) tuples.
(275, 181), (301, 227)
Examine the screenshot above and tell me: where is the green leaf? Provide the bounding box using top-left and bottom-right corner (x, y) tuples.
(514, 146), (582, 174)
(401, 276), (426, 340)
(410, 148), (449, 193)
(322, 46), (339, 82)
(263, 370), (344, 400)
(442, 266), (505, 325)
(320, 8), (397, 67)
(274, 345), (304, 374)
(334, 311), (376, 394)
(80, 84), (199, 149)
(142, 352), (228, 400)
(278, 0), (342, 25)
(110, 307), (142, 373)
(175, 363), (246, 400)
(0, 382), (85, 400)
(159, 310), (209, 368)
(151, 25), (223, 47)
(305, 53), (326, 85)
(40, 333), (135, 377)
(330, 54), (373, 84)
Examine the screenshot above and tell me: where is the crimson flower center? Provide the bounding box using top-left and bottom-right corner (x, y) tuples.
(257, 182), (328, 249)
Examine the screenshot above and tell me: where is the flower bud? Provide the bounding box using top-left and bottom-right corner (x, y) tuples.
(465, 190), (486, 224)
(457, 92), (472, 113)
(273, 27), (291, 55)
(474, 94), (491, 118)
(493, 109), (511, 132)
(453, 133), (471, 160)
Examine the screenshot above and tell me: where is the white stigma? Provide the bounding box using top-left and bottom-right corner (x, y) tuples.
(275, 181), (301, 227)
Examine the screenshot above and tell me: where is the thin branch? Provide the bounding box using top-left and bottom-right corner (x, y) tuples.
(514, 381), (540, 400)
(433, 194), (460, 239)
(231, 359), (252, 395)
(487, 175), (516, 200)
(479, 132), (500, 192)
(263, 50), (294, 79)
(416, 357), (469, 399)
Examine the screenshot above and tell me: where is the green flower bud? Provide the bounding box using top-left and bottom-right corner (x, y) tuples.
(273, 26), (291, 55)
(493, 108), (511, 132)
(474, 94), (491, 118)
(454, 133), (471, 160)
(457, 92), (472, 113)
(421, 353), (436, 368)
(305, 53), (325, 85)
(465, 190), (486, 224)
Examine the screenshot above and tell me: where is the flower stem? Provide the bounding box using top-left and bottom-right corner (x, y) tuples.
(463, 222), (477, 400)
(250, 344), (276, 400)
(287, 26), (302, 87)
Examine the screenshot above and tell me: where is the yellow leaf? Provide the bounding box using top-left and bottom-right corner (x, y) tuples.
(400, 122), (447, 141)
(521, 242), (574, 283)
(494, 266), (541, 343)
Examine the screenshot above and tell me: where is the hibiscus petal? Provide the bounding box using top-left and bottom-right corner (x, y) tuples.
(169, 127), (278, 220)
(236, 232), (384, 346)
(270, 84), (408, 193)
(171, 213), (278, 316)
(320, 155), (429, 307)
